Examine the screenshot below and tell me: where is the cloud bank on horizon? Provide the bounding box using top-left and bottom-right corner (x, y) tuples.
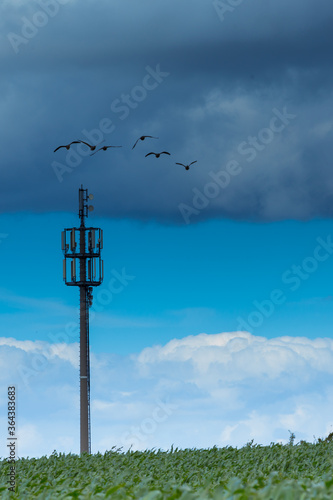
(1, 0), (333, 224)
(1, 330), (332, 458)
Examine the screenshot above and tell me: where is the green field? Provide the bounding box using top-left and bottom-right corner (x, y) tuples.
(1, 435), (333, 499)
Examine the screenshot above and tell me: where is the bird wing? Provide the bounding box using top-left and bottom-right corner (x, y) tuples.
(145, 152), (154, 157)
(145, 136), (159, 139)
(90, 147), (103, 156)
(189, 161), (197, 166)
(161, 151), (171, 155)
(132, 138), (140, 149)
(70, 141), (81, 145)
(175, 163), (185, 166)
(54, 145), (64, 152)
(79, 140), (92, 148)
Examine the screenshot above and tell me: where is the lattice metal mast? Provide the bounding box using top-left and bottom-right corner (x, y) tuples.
(62, 185), (104, 454)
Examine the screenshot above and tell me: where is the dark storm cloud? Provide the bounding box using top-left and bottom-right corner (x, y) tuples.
(1, 0), (333, 224)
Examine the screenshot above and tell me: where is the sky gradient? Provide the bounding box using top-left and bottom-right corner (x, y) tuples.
(1, 0), (333, 458)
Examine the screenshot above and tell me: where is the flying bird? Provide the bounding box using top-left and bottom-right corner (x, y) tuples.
(79, 139), (105, 151)
(145, 151), (171, 158)
(132, 135), (159, 149)
(53, 141), (81, 152)
(90, 145), (122, 156)
(175, 161), (197, 170)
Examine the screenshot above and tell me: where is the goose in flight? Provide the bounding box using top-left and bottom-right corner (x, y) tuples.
(176, 161), (197, 170)
(79, 139), (105, 151)
(54, 141), (81, 152)
(132, 135), (159, 149)
(90, 145), (122, 156)
(145, 151), (170, 158)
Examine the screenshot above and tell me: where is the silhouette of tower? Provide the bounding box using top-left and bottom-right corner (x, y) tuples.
(62, 185), (104, 454)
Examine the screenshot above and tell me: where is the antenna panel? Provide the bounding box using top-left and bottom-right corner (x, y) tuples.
(88, 230), (96, 252)
(71, 259), (76, 281)
(71, 229), (76, 251)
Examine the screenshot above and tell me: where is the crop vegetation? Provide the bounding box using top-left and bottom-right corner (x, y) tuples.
(1, 433), (333, 499)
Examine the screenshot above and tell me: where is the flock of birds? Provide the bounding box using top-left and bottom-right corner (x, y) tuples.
(54, 135), (198, 170)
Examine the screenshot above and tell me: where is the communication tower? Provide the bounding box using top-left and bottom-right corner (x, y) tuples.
(61, 185), (104, 454)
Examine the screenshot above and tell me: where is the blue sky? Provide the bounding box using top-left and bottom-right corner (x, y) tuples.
(1, 0), (333, 458)
(1, 214), (333, 352)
